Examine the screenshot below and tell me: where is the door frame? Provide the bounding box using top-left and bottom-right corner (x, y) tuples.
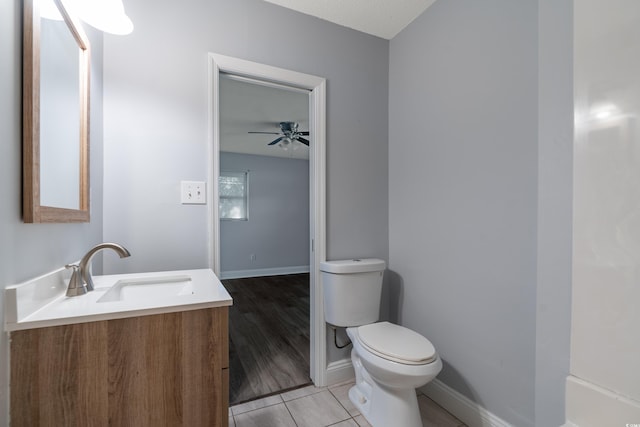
(207, 53), (327, 386)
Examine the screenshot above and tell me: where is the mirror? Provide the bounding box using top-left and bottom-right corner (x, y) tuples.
(23, 0), (91, 223)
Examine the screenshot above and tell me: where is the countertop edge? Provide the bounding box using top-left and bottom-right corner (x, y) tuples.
(6, 298), (232, 332)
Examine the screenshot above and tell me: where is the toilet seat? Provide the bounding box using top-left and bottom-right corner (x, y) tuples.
(357, 322), (436, 365)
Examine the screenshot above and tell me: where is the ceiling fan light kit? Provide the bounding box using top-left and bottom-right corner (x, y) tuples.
(278, 138), (303, 151)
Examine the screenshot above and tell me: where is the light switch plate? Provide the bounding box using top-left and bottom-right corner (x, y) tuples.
(181, 181), (206, 204)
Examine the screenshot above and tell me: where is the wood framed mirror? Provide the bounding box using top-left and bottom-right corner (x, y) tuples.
(23, 0), (91, 223)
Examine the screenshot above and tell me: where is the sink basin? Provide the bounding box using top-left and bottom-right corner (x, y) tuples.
(97, 275), (194, 303)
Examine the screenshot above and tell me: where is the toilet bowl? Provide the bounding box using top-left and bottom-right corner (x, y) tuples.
(347, 322), (442, 427)
(320, 259), (442, 427)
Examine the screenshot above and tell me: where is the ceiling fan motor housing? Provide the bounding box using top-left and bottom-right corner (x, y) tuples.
(280, 121), (298, 134)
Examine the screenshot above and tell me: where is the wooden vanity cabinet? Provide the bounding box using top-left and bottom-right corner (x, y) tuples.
(10, 307), (229, 427)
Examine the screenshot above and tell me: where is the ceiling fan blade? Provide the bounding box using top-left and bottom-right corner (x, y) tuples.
(248, 131), (281, 135)
(268, 137), (285, 145)
(299, 131), (310, 136)
(297, 137), (310, 146)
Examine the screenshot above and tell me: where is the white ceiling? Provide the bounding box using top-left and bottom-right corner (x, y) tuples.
(220, 74), (310, 160)
(262, 0), (437, 40)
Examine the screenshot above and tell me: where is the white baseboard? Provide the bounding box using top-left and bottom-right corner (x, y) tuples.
(565, 375), (640, 427)
(220, 265), (310, 280)
(420, 379), (513, 427)
(326, 360), (512, 427)
(326, 358), (354, 387)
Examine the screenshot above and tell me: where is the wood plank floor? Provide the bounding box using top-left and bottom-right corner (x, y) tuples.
(223, 273), (311, 405)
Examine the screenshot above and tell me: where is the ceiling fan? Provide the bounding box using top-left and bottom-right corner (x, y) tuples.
(248, 121), (310, 147)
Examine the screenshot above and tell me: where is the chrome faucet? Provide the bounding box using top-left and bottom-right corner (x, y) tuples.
(65, 243), (131, 297)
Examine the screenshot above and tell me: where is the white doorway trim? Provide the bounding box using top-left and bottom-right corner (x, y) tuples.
(207, 53), (328, 387)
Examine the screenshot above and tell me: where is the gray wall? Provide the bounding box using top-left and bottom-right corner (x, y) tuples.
(535, 1), (573, 425)
(101, 0), (389, 276)
(220, 152), (309, 274)
(389, 1), (539, 426)
(0, 2), (105, 421)
(389, 1), (574, 426)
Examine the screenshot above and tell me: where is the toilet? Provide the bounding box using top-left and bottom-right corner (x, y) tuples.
(321, 259), (442, 427)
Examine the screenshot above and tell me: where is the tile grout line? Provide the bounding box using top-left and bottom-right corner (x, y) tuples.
(281, 385), (326, 403)
(281, 395), (300, 427)
(230, 394), (284, 417)
(329, 386), (361, 426)
(284, 386), (355, 427)
(328, 386), (358, 424)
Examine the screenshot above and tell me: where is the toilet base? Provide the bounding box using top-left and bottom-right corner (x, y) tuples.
(349, 350), (423, 427)
(349, 382), (423, 427)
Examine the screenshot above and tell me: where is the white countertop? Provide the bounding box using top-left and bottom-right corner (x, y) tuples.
(5, 268), (232, 332)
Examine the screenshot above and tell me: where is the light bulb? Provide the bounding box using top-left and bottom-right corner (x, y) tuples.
(72, 0), (134, 35)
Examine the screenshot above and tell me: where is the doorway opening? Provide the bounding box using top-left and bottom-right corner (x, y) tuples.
(207, 53), (327, 403)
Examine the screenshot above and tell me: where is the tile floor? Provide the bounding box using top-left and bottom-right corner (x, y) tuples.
(229, 380), (467, 427)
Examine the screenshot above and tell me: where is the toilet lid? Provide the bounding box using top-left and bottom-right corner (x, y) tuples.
(357, 322), (436, 365)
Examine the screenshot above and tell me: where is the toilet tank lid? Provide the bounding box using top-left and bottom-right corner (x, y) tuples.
(320, 258), (386, 274)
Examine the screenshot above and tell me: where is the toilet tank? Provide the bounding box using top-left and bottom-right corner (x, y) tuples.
(320, 258), (386, 327)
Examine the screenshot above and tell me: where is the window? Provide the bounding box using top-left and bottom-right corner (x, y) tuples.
(219, 171), (248, 220)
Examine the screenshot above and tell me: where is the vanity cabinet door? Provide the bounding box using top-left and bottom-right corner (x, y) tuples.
(11, 307), (229, 427)
(11, 321), (109, 425)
